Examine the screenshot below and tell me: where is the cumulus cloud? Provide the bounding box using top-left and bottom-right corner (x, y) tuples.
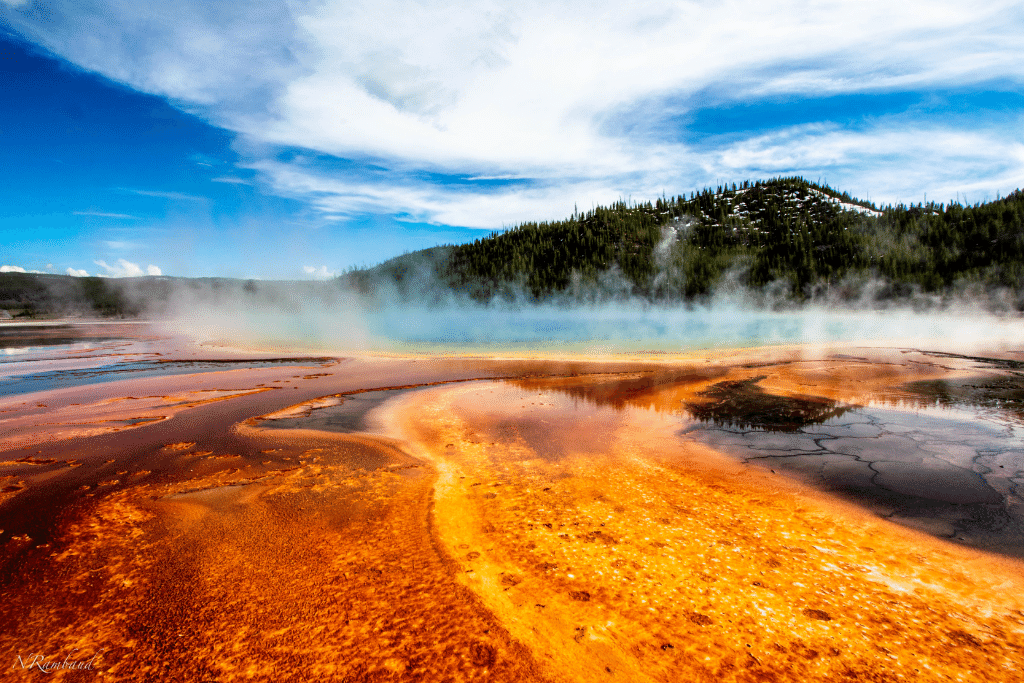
(302, 265), (338, 279)
(94, 258), (162, 277)
(1, 266), (45, 274)
(66, 267), (90, 277)
(1, 265), (47, 273)
(4, 0), (1023, 226)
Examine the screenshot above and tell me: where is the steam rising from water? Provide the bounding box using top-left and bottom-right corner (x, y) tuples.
(146, 280), (374, 351)
(143, 277), (1024, 353)
(364, 303), (1020, 350)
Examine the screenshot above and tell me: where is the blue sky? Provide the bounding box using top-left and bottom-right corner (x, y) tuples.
(2, 0), (1023, 279)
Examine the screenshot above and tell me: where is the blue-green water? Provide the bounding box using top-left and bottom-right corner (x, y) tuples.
(360, 305), (1022, 349)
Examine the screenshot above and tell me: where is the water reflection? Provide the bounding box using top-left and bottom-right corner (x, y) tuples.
(505, 368), (726, 413)
(255, 390), (397, 434)
(901, 377), (1024, 424)
(503, 368), (1024, 558)
(0, 357), (338, 397)
(0, 341), (120, 359)
(681, 376), (854, 431)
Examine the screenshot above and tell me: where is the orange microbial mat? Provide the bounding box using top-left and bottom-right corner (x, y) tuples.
(1, 326), (1023, 681)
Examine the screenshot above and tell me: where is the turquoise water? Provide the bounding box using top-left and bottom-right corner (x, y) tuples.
(360, 305), (1023, 350)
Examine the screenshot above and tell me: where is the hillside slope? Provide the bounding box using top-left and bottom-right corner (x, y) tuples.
(344, 177), (1024, 306)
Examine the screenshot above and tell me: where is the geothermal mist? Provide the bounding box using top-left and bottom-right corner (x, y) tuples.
(148, 278), (1024, 354)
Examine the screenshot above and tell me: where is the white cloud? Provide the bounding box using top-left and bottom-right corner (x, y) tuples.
(66, 267), (90, 277)
(707, 123), (1024, 205)
(128, 189), (207, 202)
(4, 0), (1024, 224)
(302, 265), (338, 279)
(0, 264), (46, 273)
(252, 119), (1024, 224)
(252, 0), (1024, 185)
(94, 258), (163, 277)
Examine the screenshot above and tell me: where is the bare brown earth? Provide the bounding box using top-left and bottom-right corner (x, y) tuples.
(2, 331), (1024, 681)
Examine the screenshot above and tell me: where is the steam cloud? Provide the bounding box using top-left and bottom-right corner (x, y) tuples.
(115, 251), (1024, 356)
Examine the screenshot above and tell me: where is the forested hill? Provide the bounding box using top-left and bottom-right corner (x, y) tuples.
(345, 176), (1024, 306)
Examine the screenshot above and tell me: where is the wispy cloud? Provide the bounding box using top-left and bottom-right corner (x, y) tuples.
(253, 158), (624, 228)
(211, 176), (253, 185)
(127, 189), (207, 202)
(74, 210), (139, 219)
(94, 258), (162, 277)
(4, 0), (1023, 227)
(250, 119), (1024, 226)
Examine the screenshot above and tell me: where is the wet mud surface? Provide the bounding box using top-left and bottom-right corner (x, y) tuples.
(2, 327), (1024, 681)
(679, 377), (1024, 557)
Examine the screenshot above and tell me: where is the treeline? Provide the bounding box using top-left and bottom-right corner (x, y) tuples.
(0, 272), (140, 318)
(0, 274), (329, 319)
(344, 176), (1024, 307)
(869, 197), (1024, 293)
